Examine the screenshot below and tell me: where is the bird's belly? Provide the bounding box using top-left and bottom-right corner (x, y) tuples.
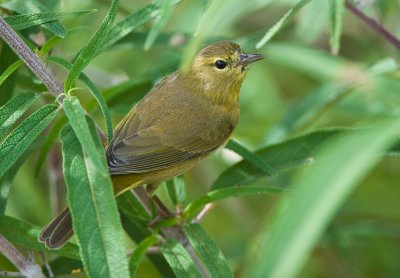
(111, 156), (203, 195)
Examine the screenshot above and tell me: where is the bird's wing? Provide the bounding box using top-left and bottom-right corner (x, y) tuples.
(107, 107), (222, 175)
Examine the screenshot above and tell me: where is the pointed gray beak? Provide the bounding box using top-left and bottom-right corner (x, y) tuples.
(237, 53), (264, 66)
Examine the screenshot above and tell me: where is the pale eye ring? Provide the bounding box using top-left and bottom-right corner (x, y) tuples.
(214, 60), (227, 69)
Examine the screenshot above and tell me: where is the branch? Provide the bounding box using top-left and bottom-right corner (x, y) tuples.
(0, 234), (45, 278)
(345, 0), (400, 49)
(0, 17), (64, 96)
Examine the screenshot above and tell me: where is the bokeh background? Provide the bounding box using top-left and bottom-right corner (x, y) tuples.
(2, 0), (400, 277)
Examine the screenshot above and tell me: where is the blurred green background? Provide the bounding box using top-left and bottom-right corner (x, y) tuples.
(2, 0), (400, 277)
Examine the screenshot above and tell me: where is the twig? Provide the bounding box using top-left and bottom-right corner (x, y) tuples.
(345, 0), (400, 49)
(193, 203), (214, 223)
(0, 234), (45, 278)
(0, 17), (64, 97)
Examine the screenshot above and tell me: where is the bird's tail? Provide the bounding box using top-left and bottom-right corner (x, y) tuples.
(39, 207), (73, 249)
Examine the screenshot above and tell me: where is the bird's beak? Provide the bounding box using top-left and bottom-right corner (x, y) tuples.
(237, 53), (264, 66)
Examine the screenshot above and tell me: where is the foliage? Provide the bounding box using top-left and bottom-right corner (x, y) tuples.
(1, 0), (400, 277)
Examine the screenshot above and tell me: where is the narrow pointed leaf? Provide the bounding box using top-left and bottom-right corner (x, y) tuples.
(4, 10), (95, 31)
(64, 0), (119, 92)
(182, 223), (233, 278)
(144, 0), (175, 50)
(0, 104), (58, 178)
(329, 0), (345, 55)
(129, 236), (159, 277)
(226, 139), (275, 175)
(184, 186), (284, 220)
(255, 0), (313, 49)
(0, 60), (23, 88)
(161, 238), (202, 278)
(0, 92), (40, 139)
(62, 96), (129, 278)
(0, 0), (66, 37)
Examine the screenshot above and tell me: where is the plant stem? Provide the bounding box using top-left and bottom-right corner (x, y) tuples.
(345, 0), (400, 49)
(0, 17), (64, 96)
(0, 234), (45, 278)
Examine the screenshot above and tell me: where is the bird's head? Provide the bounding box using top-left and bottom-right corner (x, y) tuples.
(190, 41), (264, 94)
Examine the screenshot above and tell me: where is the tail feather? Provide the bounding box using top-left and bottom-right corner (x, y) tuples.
(39, 208), (73, 249)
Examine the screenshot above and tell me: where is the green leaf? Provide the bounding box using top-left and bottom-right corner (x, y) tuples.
(0, 215), (79, 259)
(0, 104), (58, 178)
(62, 96), (129, 278)
(129, 235), (159, 277)
(0, 60), (23, 88)
(212, 128), (345, 190)
(0, 45), (19, 106)
(249, 118), (400, 278)
(226, 139), (275, 175)
(160, 238), (202, 278)
(4, 9), (95, 31)
(182, 223), (233, 278)
(34, 115), (67, 177)
(144, 0), (175, 50)
(49, 56), (113, 142)
(64, 0), (119, 92)
(45, 257), (83, 276)
(166, 176), (186, 206)
(184, 185), (284, 220)
(255, 0), (313, 49)
(0, 92), (40, 139)
(118, 192), (175, 278)
(0, 0), (66, 37)
(329, 0), (345, 55)
(97, 1), (176, 55)
(263, 83), (351, 144)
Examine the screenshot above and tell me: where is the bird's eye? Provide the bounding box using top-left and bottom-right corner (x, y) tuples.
(214, 60), (227, 69)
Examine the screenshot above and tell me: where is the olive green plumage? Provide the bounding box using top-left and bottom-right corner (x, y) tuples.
(39, 41), (263, 248)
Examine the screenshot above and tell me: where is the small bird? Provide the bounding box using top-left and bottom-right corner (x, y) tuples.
(39, 41), (264, 248)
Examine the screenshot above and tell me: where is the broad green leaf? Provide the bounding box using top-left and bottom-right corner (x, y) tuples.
(144, 0), (175, 50)
(182, 223), (233, 278)
(64, 0), (119, 92)
(4, 10), (95, 31)
(0, 92), (40, 139)
(329, 0), (345, 55)
(160, 238), (202, 278)
(166, 176), (186, 206)
(0, 0), (66, 37)
(49, 56), (113, 142)
(62, 96), (129, 278)
(255, 0), (313, 49)
(212, 128), (345, 190)
(226, 139), (275, 175)
(0, 60), (23, 88)
(0, 215), (79, 259)
(184, 185), (284, 220)
(0, 104), (58, 178)
(129, 235), (159, 277)
(249, 118), (400, 278)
